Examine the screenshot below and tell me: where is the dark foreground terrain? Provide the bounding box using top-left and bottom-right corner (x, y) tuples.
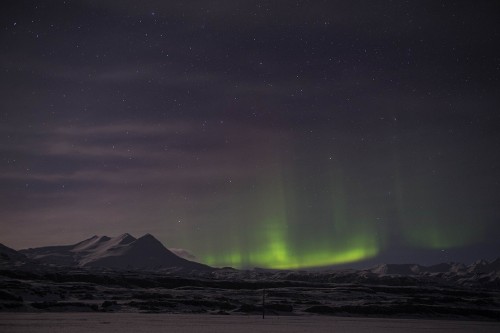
(1, 239), (499, 320)
(1, 265), (499, 321)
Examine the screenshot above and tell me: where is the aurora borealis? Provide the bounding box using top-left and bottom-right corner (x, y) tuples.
(1, 1), (499, 269)
(199, 156), (382, 269)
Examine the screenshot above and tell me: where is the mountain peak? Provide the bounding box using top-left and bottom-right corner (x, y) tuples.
(140, 233), (154, 238)
(134, 233), (165, 249)
(18, 233), (212, 271)
(137, 234), (163, 246)
(473, 259), (489, 266)
(115, 233), (136, 244)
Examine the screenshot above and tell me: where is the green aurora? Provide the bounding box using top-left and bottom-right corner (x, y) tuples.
(198, 155), (382, 269)
(192, 145), (484, 269)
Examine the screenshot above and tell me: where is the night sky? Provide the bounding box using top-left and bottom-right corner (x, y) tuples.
(1, 1), (499, 269)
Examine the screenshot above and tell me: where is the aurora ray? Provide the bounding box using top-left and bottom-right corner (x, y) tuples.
(200, 151), (381, 269)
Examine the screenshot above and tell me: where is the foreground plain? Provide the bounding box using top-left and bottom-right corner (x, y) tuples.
(1, 313), (500, 333)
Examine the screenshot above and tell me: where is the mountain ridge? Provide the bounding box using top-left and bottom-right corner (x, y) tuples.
(367, 259), (500, 276)
(17, 233), (211, 272)
(2, 237), (499, 276)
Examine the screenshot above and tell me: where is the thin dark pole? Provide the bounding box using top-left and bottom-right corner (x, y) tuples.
(262, 288), (265, 319)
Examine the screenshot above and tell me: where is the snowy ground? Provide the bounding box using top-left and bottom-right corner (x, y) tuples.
(0, 313), (499, 333)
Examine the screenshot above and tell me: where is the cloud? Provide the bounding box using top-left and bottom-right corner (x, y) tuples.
(0, 120), (291, 187)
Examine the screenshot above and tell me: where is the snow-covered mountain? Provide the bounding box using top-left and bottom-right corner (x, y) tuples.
(19, 233), (211, 271)
(467, 258), (500, 274)
(368, 260), (499, 276)
(368, 262), (465, 275)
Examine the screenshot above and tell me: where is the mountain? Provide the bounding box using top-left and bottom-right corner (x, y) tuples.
(20, 233), (212, 271)
(368, 259), (499, 276)
(369, 263), (421, 275)
(467, 258), (500, 274)
(0, 243), (27, 264)
(169, 248), (197, 261)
